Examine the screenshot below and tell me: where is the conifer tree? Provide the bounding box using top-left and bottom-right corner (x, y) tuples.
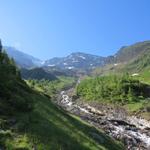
(0, 39), (2, 53)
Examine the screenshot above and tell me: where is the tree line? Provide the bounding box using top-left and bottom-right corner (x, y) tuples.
(76, 74), (149, 104)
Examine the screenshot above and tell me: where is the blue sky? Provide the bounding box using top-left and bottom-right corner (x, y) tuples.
(0, 0), (150, 60)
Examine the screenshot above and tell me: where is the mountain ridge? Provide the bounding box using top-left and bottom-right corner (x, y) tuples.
(4, 46), (43, 68)
(44, 52), (106, 70)
(4, 40), (150, 72)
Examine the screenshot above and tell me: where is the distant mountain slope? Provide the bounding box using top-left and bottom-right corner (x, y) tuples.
(4, 40), (150, 72)
(44, 41), (150, 71)
(43, 66), (77, 77)
(4, 47), (107, 70)
(115, 41), (150, 63)
(124, 48), (150, 72)
(93, 40), (150, 75)
(4, 46), (43, 68)
(44, 52), (106, 70)
(21, 67), (57, 80)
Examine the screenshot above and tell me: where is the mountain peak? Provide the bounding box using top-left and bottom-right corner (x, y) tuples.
(4, 40), (150, 71)
(44, 52), (106, 70)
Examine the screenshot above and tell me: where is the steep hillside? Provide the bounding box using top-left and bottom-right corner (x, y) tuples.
(92, 41), (150, 76)
(124, 48), (150, 72)
(0, 50), (33, 115)
(7, 94), (124, 150)
(115, 41), (150, 63)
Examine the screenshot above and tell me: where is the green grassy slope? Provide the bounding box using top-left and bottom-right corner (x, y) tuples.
(135, 70), (150, 84)
(123, 49), (150, 73)
(26, 76), (76, 97)
(4, 93), (124, 150)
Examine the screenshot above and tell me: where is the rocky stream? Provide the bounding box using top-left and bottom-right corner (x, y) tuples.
(56, 90), (150, 150)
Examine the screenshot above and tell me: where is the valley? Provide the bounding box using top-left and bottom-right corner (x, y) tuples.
(1, 40), (150, 149)
(0, 42), (124, 149)
(1, 1), (150, 149)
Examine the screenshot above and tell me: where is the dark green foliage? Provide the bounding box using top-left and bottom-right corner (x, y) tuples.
(76, 74), (150, 104)
(146, 105), (150, 112)
(0, 39), (2, 53)
(21, 68), (57, 80)
(0, 48), (33, 114)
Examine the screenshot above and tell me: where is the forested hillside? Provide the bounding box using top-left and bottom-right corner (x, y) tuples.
(0, 44), (33, 114)
(21, 68), (57, 80)
(77, 74), (150, 103)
